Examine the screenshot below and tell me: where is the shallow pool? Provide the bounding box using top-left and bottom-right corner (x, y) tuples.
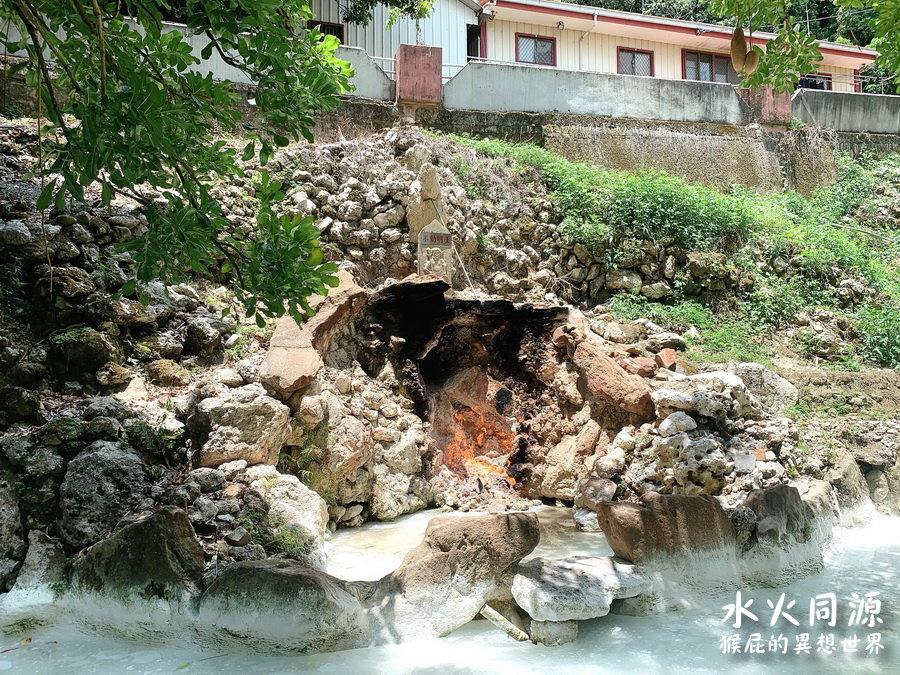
(2, 511), (898, 674)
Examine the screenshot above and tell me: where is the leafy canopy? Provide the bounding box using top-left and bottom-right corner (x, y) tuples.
(1, 1), (351, 321)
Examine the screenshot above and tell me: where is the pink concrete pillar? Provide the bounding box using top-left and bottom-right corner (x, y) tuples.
(738, 86), (793, 128)
(395, 44), (442, 109)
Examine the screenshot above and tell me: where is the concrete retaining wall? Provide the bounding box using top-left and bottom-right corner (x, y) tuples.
(793, 89), (900, 135)
(442, 62), (750, 125)
(336, 47), (395, 102)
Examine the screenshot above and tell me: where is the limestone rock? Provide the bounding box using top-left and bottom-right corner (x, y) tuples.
(529, 619), (578, 646)
(243, 465), (329, 568)
(594, 492), (736, 564)
(0, 473), (25, 590)
(512, 555), (651, 621)
(198, 559), (369, 653)
(147, 359), (191, 386)
(10, 530), (66, 596)
(260, 271), (366, 394)
(725, 362), (798, 414)
(743, 484), (815, 547)
(369, 513), (540, 642)
(189, 383), (291, 467)
(572, 340), (655, 420)
(59, 441), (149, 548)
(71, 506), (204, 608)
(657, 411), (698, 437)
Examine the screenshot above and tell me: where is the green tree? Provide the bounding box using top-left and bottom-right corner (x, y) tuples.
(709, 0), (900, 90)
(1, 1), (352, 321)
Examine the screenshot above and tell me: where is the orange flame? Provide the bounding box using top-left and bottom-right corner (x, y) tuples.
(443, 405), (515, 485)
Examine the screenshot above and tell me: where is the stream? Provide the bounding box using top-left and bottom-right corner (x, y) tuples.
(1, 507), (898, 674)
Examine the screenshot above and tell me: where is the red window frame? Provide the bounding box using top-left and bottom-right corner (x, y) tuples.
(853, 68), (862, 93)
(681, 48), (737, 84)
(515, 33), (557, 67)
(616, 46), (655, 77)
(307, 20), (345, 44)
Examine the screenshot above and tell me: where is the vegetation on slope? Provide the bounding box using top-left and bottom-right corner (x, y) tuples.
(457, 136), (900, 369)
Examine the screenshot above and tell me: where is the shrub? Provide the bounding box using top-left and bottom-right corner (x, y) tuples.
(608, 295), (714, 330)
(458, 137), (754, 255)
(857, 304), (900, 368)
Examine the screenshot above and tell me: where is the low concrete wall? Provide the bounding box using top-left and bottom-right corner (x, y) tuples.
(443, 62), (750, 125)
(793, 89), (900, 135)
(336, 47), (395, 102)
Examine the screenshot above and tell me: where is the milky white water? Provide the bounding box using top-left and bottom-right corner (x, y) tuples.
(2, 508), (899, 674)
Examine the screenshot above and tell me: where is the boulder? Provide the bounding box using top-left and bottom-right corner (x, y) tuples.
(572, 340), (655, 420)
(0, 473), (25, 590)
(71, 506), (205, 608)
(189, 383), (291, 467)
(530, 420), (604, 500)
(368, 513), (540, 642)
(529, 619), (578, 646)
(512, 555), (651, 621)
(49, 328), (122, 376)
(725, 362), (798, 414)
(826, 453), (869, 508)
(657, 411), (698, 437)
(574, 476), (617, 510)
(59, 441), (149, 548)
(260, 271), (366, 395)
(743, 484), (816, 547)
(605, 269), (642, 293)
(243, 465), (329, 568)
(198, 559), (369, 653)
(594, 492), (736, 564)
(10, 530), (66, 597)
(147, 359), (191, 386)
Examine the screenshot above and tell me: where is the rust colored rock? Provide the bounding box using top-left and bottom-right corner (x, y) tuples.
(260, 271), (366, 394)
(621, 356), (658, 378)
(593, 492), (736, 563)
(655, 348), (678, 370)
(572, 340), (655, 421)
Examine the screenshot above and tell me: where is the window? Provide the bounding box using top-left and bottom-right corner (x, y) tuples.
(307, 20), (344, 44)
(797, 73), (832, 91)
(683, 50), (738, 84)
(617, 47), (654, 77)
(516, 34), (555, 66)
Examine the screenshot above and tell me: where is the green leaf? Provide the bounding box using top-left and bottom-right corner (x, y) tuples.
(35, 179), (58, 210)
(241, 140), (255, 161)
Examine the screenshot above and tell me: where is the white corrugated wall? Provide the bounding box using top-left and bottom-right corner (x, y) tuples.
(484, 20), (858, 91)
(311, 0), (478, 78)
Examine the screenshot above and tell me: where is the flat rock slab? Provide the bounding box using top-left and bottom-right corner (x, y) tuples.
(512, 555), (651, 622)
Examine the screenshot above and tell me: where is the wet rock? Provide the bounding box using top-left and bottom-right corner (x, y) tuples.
(243, 465), (329, 568)
(71, 506), (205, 609)
(0, 473), (25, 590)
(512, 555), (651, 621)
(743, 484), (815, 547)
(568, 505), (600, 532)
(188, 384), (291, 467)
(826, 454), (869, 509)
(198, 559), (369, 653)
(369, 513), (540, 642)
(529, 619), (578, 646)
(10, 530), (66, 596)
(594, 492), (736, 564)
(59, 441), (149, 548)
